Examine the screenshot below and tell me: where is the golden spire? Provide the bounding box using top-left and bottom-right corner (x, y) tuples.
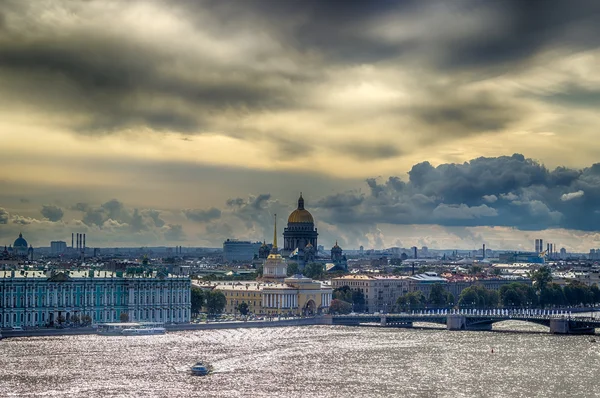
(271, 213), (278, 253)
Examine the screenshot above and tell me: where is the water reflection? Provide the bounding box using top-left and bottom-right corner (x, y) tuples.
(1, 325), (599, 397)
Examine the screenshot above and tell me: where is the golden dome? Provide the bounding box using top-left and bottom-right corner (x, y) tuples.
(287, 193), (314, 223)
(288, 209), (314, 224)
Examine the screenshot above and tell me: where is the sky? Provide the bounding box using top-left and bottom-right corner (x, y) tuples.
(1, 0), (600, 252)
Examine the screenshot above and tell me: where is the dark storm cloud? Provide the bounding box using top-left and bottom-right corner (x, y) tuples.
(1, 0), (598, 151)
(443, 0), (600, 70)
(183, 208), (222, 223)
(40, 205), (64, 222)
(0, 1), (307, 136)
(197, 0), (600, 69)
(316, 154), (600, 231)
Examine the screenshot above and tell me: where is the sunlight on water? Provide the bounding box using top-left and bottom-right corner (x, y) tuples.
(1, 326), (599, 397)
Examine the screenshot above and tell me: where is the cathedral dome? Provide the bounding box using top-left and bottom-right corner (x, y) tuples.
(287, 193), (314, 224)
(288, 209), (314, 224)
(13, 233), (28, 249)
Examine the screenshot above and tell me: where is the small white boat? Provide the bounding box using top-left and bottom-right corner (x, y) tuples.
(190, 362), (211, 376)
(121, 327), (166, 335)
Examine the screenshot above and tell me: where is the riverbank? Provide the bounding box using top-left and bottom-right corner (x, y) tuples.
(0, 317), (327, 339)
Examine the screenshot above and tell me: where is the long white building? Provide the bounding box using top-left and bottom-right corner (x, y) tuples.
(0, 269), (191, 328)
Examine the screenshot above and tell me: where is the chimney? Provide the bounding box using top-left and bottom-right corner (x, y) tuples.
(483, 244), (486, 259)
(413, 246), (417, 259)
(72, 233), (74, 249)
(83, 234), (86, 250)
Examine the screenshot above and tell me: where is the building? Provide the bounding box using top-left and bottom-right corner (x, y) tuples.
(408, 272), (532, 301)
(331, 274), (410, 313)
(222, 239), (261, 262)
(283, 194), (318, 265)
(0, 269), (191, 328)
(200, 276), (333, 316)
(408, 272), (448, 297)
(499, 251), (545, 264)
(50, 241), (67, 255)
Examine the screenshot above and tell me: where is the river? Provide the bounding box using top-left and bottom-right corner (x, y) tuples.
(1, 322), (599, 397)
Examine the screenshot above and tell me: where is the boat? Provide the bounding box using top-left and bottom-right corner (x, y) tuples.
(122, 327), (166, 335)
(190, 362), (212, 376)
(98, 322), (166, 336)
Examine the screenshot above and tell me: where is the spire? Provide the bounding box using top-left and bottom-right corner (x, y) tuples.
(271, 214), (278, 254)
(298, 193), (304, 210)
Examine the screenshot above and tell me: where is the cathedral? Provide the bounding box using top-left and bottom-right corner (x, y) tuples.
(283, 194), (318, 267)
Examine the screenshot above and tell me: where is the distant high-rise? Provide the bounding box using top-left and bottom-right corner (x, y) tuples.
(50, 241), (67, 254)
(535, 238), (544, 253)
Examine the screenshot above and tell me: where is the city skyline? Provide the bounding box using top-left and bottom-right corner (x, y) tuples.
(2, 1), (600, 251)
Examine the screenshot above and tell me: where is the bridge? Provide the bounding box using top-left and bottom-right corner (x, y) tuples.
(327, 310), (600, 335)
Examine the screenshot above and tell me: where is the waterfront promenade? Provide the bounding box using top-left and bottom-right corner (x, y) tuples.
(3, 308), (600, 339)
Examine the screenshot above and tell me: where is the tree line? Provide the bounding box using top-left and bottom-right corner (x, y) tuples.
(191, 287), (227, 315)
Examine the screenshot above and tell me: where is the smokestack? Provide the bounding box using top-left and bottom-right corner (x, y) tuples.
(413, 246), (417, 259)
(76, 233), (79, 249)
(83, 234), (86, 250)
(483, 244), (486, 259)
(72, 233), (74, 249)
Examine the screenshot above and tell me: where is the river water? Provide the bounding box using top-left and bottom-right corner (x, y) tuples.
(1, 322), (599, 397)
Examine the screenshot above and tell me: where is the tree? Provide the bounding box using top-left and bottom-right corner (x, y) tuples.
(396, 291), (426, 311)
(237, 302), (249, 316)
(287, 262), (300, 276)
(255, 264), (263, 277)
(458, 285), (500, 308)
(71, 313), (80, 325)
(333, 286), (352, 303)
(304, 263), (324, 280)
(351, 289), (366, 312)
(191, 287), (205, 316)
(205, 290), (227, 314)
(530, 266), (553, 292)
(329, 299), (352, 314)
(499, 283), (537, 308)
(57, 315), (66, 325)
(540, 283), (566, 307)
(469, 265), (483, 276)
(564, 281), (593, 306)
(80, 314), (92, 326)
(120, 312), (129, 322)
(389, 258), (403, 266)
(428, 283), (449, 306)
(591, 284), (600, 305)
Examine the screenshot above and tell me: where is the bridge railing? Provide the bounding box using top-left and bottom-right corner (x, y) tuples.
(333, 308), (597, 319)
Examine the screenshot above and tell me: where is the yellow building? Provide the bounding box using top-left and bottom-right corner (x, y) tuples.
(194, 213), (333, 316)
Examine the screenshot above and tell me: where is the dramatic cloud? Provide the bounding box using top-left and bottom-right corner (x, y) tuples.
(40, 205), (64, 222)
(317, 154), (600, 231)
(2, 1), (600, 250)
